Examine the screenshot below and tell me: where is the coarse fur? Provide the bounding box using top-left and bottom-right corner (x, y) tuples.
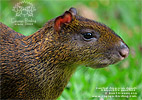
(0, 8), (129, 99)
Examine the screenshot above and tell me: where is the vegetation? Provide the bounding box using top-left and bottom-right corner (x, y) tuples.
(0, 0), (141, 100)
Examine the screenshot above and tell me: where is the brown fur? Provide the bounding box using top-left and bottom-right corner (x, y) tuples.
(0, 8), (128, 99)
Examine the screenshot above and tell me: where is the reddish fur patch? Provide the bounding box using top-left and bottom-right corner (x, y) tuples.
(54, 11), (72, 32)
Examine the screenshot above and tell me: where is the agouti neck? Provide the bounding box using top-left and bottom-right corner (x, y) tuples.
(18, 20), (77, 99)
(29, 59), (77, 99)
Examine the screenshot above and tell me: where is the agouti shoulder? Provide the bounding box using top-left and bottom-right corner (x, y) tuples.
(0, 7), (129, 99)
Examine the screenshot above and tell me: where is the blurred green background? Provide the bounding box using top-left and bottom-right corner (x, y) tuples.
(0, 0), (141, 100)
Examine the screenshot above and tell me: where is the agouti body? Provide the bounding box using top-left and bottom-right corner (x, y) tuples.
(0, 8), (129, 99)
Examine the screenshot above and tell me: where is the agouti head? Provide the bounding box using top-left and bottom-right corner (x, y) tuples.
(53, 7), (129, 68)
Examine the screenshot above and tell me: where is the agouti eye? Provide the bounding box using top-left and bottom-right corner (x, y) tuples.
(83, 32), (93, 40)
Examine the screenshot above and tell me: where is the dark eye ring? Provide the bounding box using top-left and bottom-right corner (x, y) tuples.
(82, 32), (93, 40)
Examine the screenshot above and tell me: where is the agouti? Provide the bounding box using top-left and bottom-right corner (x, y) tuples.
(0, 7), (129, 99)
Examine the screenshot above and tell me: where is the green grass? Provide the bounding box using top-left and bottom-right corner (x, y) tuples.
(0, 0), (141, 100)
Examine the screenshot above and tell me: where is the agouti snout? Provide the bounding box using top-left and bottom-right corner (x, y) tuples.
(0, 7), (129, 99)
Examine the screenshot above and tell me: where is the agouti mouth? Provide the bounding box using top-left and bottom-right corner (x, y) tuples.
(96, 64), (109, 68)
(88, 54), (125, 69)
(88, 63), (109, 69)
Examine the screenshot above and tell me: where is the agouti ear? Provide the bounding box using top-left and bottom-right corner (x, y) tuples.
(69, 7), (77, 16)
(54, 8), (77, 32)
(54, 11), (73, 32)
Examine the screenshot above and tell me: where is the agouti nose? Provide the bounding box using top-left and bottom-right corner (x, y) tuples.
(119, 42), (129, 59)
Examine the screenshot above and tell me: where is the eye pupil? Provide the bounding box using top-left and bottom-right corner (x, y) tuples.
(83, 32), (93, 39)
